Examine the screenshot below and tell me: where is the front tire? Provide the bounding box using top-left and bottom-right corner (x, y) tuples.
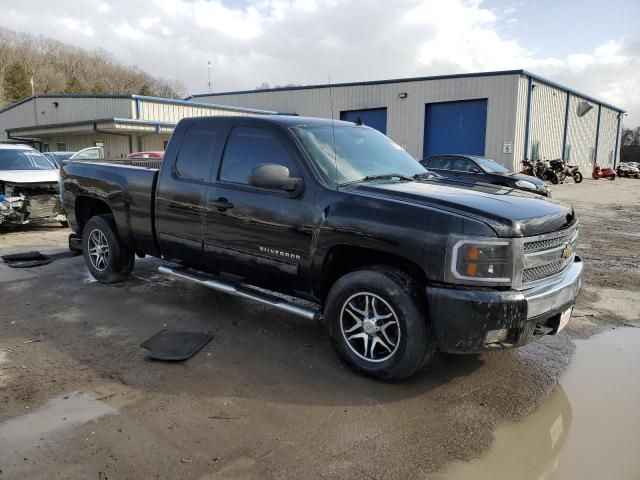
(82, 215), (134, 283)
(325, 266), (436, 382)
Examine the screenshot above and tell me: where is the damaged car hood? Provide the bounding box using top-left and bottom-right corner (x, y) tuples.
(0, 170), (59, 184)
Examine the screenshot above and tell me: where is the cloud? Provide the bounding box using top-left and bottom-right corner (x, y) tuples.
(1, 0), (637, 125)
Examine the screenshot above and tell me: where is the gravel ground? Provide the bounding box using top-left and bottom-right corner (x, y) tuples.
(0, 178), (638, 479)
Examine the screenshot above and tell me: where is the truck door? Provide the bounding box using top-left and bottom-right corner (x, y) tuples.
(155, 123), (222, 267)
(203, 124), (315, 291)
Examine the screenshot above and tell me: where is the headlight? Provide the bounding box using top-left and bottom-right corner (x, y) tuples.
(445, 236), (514, 286)
(515, 179), (537, 190)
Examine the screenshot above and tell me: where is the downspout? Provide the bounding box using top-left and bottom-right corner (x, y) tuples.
(523, 76), (533, 160)
(561, 92), (571, 161)
(594, 104), (602, 164)
(613, 112), (622, 168)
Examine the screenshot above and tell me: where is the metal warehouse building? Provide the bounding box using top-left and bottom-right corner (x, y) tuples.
(188, 69), (625, 172)
(0, 94), (274, 157)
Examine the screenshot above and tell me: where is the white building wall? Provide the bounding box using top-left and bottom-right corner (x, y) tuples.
(45, 134), (130, 158)
(0, 96), (132, 139)
(528, 82), (566, 161)
(597, 106), (619, 166)
(513, 76), (530, 165)
(566, 95), (599, 171)
(136, 99), (266, 123)
(195, 74), (522, 168)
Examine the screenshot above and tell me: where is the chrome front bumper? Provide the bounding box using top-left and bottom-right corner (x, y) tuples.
(523, 257), (583, 319)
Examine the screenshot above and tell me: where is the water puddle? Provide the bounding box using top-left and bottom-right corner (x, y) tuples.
(0, 382), (143, 467)
(0, 391), (116, 461)
(432, 327), (640, 479)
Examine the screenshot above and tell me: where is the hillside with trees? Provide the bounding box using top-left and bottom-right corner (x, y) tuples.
(0, 28), (185, 107)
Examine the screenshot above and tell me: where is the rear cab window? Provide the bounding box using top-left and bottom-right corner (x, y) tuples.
(175, 126), (218, 182)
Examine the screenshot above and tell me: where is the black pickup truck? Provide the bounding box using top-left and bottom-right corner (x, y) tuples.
(60, 115), (583, 381)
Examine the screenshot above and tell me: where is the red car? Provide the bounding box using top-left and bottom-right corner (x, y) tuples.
(127, 151), (164, 159)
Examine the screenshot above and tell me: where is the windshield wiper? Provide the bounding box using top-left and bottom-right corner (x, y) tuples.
(339, 173), (414, 187)
(413, 170), (443, 180)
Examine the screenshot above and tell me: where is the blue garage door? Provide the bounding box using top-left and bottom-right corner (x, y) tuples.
(423, 99), (487, 158)
(340, 108), (387, 134)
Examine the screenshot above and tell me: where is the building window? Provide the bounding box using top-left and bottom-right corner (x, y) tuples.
(531, 141), (541, 160)
(564, 144), (571, 162)
(56, 142), (66, 151)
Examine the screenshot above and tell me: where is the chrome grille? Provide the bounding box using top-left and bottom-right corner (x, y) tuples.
(523, 228), (575, 254)
(522, 260), (566, 283)
(521, 225), (578, 285)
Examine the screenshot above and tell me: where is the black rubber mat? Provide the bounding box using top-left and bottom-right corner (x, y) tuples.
(1, 250), (77, 268)
(1, 251), (52, 268)
(140, 329), (213, 361)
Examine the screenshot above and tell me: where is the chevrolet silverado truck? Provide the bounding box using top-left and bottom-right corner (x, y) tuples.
(60, 115), (583, 381)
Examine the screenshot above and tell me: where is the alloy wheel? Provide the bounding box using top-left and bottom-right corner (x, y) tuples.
(340, 292), (401, 362)
(88, 229), (110, 271)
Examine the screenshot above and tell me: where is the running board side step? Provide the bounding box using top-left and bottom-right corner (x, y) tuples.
(158, 266), (319, 321)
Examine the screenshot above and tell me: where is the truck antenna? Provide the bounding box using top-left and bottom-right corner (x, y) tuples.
(328, 76), (338, 185)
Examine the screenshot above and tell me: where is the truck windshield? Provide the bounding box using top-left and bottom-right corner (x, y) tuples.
(292, 126), (426, 186)
(0, 149), (55, 170)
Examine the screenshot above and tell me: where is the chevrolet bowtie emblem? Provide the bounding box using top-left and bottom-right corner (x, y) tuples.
(561, 244), (574, 259)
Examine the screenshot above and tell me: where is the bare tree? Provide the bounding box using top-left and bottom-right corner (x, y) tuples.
(0, 27), (182, 107)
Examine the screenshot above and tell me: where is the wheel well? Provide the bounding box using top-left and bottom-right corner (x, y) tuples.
(320, 245), (428, 300)
(75, 196), (113, 233)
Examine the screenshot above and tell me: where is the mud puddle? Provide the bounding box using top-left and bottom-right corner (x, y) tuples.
(432, 327), (640, 479)
(0, 392), (116, 462)
(0, 383), (143, 472)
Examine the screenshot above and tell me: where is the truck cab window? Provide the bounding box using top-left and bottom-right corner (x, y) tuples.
(219, 127), (297, 185)
(175, 126), (218, 181)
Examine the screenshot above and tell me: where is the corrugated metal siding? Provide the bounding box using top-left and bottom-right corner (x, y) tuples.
(196, 74), (522, 167)
(136, 100), (257, 123)
(139, 134), (171, 151)
(597, 106), (618, 166)
(0, 97), (132, 138)
(513, 76), (529, 166)
(566, 95), (598, 171)
(528, 82), (566, 161)
(44, 134), (130, 159)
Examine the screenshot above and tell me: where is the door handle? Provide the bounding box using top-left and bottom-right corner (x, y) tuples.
(211, 197), (234, 211)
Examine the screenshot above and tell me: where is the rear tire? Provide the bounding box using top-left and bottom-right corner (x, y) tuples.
(324, 266), (436, 382)
(572, 172), (583, 183)
(82, 215), (134, 283)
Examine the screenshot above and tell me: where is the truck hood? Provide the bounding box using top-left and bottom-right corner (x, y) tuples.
(351, 180), (575, 237)
(0, 170), (59, 184)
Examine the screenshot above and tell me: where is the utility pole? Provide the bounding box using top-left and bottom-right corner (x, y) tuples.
(208, 61), (213, 93)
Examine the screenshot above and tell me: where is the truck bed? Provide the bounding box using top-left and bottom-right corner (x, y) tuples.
(60, 160), (160, 255)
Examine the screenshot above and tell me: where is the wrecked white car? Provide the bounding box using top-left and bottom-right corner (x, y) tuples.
(0, 144), (66, 227)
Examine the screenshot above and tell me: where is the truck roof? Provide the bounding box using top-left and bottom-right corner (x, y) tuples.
(180, 115), (359, 129)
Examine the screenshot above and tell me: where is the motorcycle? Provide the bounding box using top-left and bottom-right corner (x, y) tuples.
(550, 158), (583, 183)
(535, 160), (559, 184)
(520, 159), (536, 176)
(592, 163), (616, 181)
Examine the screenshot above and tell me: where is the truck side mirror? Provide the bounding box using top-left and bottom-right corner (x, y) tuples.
(248, 164), (302, 192)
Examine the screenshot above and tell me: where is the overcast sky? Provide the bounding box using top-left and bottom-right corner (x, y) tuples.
(1, 0), (638, 126)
